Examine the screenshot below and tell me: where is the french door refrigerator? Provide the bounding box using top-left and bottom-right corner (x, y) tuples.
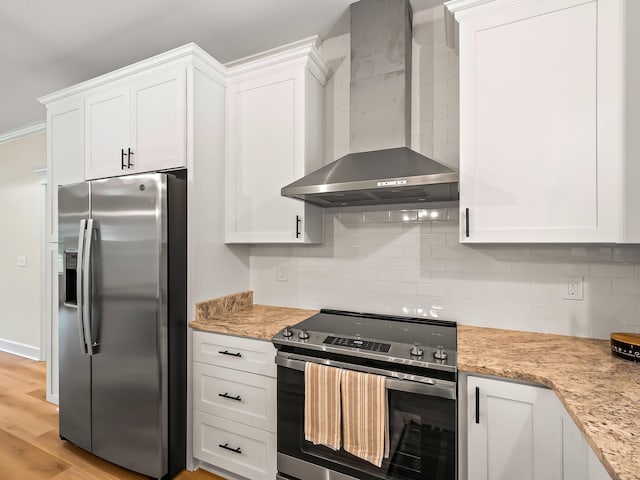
(58, 172), (186, 479)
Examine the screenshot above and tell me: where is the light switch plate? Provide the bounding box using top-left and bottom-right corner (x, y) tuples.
(17, 256), (27, 267)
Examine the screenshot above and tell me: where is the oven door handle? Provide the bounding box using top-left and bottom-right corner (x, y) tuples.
(276, 352), (456, 400)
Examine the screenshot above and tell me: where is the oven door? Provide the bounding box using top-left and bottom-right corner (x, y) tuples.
(276, 351), (457, 480)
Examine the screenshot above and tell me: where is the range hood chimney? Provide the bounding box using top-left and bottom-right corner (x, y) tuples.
(282, 0), (459, 208)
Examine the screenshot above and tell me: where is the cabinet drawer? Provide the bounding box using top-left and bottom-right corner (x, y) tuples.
(194, 411), (276, 480)
(193, 331), (276, 377)
(194, 362), (276, 432)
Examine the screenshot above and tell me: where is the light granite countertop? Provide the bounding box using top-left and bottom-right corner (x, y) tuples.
(458, 325), (639, 480)
(189, 292), (639, 480)
(189, 291), (318, 340)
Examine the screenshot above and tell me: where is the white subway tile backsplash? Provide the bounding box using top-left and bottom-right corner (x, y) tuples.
(388, 257), (418, 271)
(417, 283), (446, 297)
(250, 208), (640, 339)
(364, 211), (391, 223)
(417, 209), (447, 221)
(585, 277), (612, 294)
(611, 278), (640, 294)
(390, 209), (418, 223)
(431, 246), (462, 260)
(420, 233), (447, 246)
(419, 257), (447, 272)
(590, 263), (635, 278)
(339, 212), (365, 224)
(402, 270), (428, 282)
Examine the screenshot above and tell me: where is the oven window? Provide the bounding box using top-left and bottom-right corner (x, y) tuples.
(278, 366), (456, 480)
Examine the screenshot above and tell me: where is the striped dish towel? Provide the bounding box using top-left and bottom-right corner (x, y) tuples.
(304, 362), (343, 450)
(341, 369), (389, 467)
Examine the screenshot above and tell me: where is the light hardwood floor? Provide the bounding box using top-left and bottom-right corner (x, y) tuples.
(0, 350), (224, 480)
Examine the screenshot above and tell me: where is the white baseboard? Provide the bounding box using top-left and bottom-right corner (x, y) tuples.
(0, 338), (41, 360)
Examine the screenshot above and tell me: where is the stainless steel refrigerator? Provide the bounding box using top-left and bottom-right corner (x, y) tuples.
(58, 172), (186, 479)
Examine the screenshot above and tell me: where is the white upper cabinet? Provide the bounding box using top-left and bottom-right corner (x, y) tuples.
(448, 0), (640, 243)
(85, 65), (186, 179)
(84, 86), (129, 179)
(45, 99), (85, 243)
(225, 39), (327, 243)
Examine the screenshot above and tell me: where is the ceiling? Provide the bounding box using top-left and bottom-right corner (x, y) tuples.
(0, 0), (440, 136)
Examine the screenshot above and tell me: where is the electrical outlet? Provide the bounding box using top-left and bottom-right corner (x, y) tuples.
(562, 276), (584, 300)
(277, 263), (288, 282)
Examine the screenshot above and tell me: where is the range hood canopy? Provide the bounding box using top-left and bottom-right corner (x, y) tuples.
(282, 0), (459, 208)
(283, 147), (458, 207)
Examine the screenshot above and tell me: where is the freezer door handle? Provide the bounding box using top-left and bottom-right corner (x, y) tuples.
(76, 220), (88, 354)
(82, 218), (97, 355)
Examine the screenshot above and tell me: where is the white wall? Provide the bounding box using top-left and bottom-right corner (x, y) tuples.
(249, 6), (640, 339)
(0, 133), (45, 353)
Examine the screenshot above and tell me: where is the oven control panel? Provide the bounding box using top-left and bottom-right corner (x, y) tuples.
(323, 336), (391, 352)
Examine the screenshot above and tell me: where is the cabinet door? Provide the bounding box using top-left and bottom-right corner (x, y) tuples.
(193, 331), (276, 377)
(46, 99), (85, 242)
(467, 376), (562, 480)
(193, 410), (276, 480)
(459, 0), (615, 242)
(225, 68), (313, 243)
(45, 244), (60, 404)
(129, 66), (186, 173)
(85, 85), (129, 179)
(559, 404), (612, 480)
(193, 362), (276, 432)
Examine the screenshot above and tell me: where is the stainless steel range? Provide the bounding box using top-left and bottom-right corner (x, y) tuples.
(273, 309), (457, 480)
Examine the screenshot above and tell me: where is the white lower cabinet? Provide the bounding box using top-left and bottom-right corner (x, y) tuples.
(194, 411), (276, 480)
(558, 405), (611, 480)
(193, 330), (276, 377)
(466, 375), (611, 480)
(193, 331), (277, 480)
(193, 362), (276, 432)
(467, 376), (561, 480)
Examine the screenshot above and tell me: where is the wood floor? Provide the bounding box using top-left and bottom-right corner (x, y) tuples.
(0, 350), (225, 480)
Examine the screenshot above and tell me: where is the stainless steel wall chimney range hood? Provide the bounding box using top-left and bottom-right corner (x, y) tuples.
(281, 0), (459, 208)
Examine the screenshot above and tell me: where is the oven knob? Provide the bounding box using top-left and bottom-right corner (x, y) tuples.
(282, 326), (294, 338)
(298, 329), (310, 340)
(410, 343), (424, 357)
(434, 345), (448, 360)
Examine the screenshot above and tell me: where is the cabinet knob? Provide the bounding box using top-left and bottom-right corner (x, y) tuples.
(127, 147), (134, 168)
(121, 149), (126, 170)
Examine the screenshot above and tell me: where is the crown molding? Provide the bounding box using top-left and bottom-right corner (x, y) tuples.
(225, 35), (329, 84)
(444, 0), (531, 49)
(0, 122), (46, 145)
(38, 43), (226, 105)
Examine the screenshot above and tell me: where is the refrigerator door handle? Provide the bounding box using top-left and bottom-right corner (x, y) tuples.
(76, 220), (88, 354)
(82, 218), (97, 355)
